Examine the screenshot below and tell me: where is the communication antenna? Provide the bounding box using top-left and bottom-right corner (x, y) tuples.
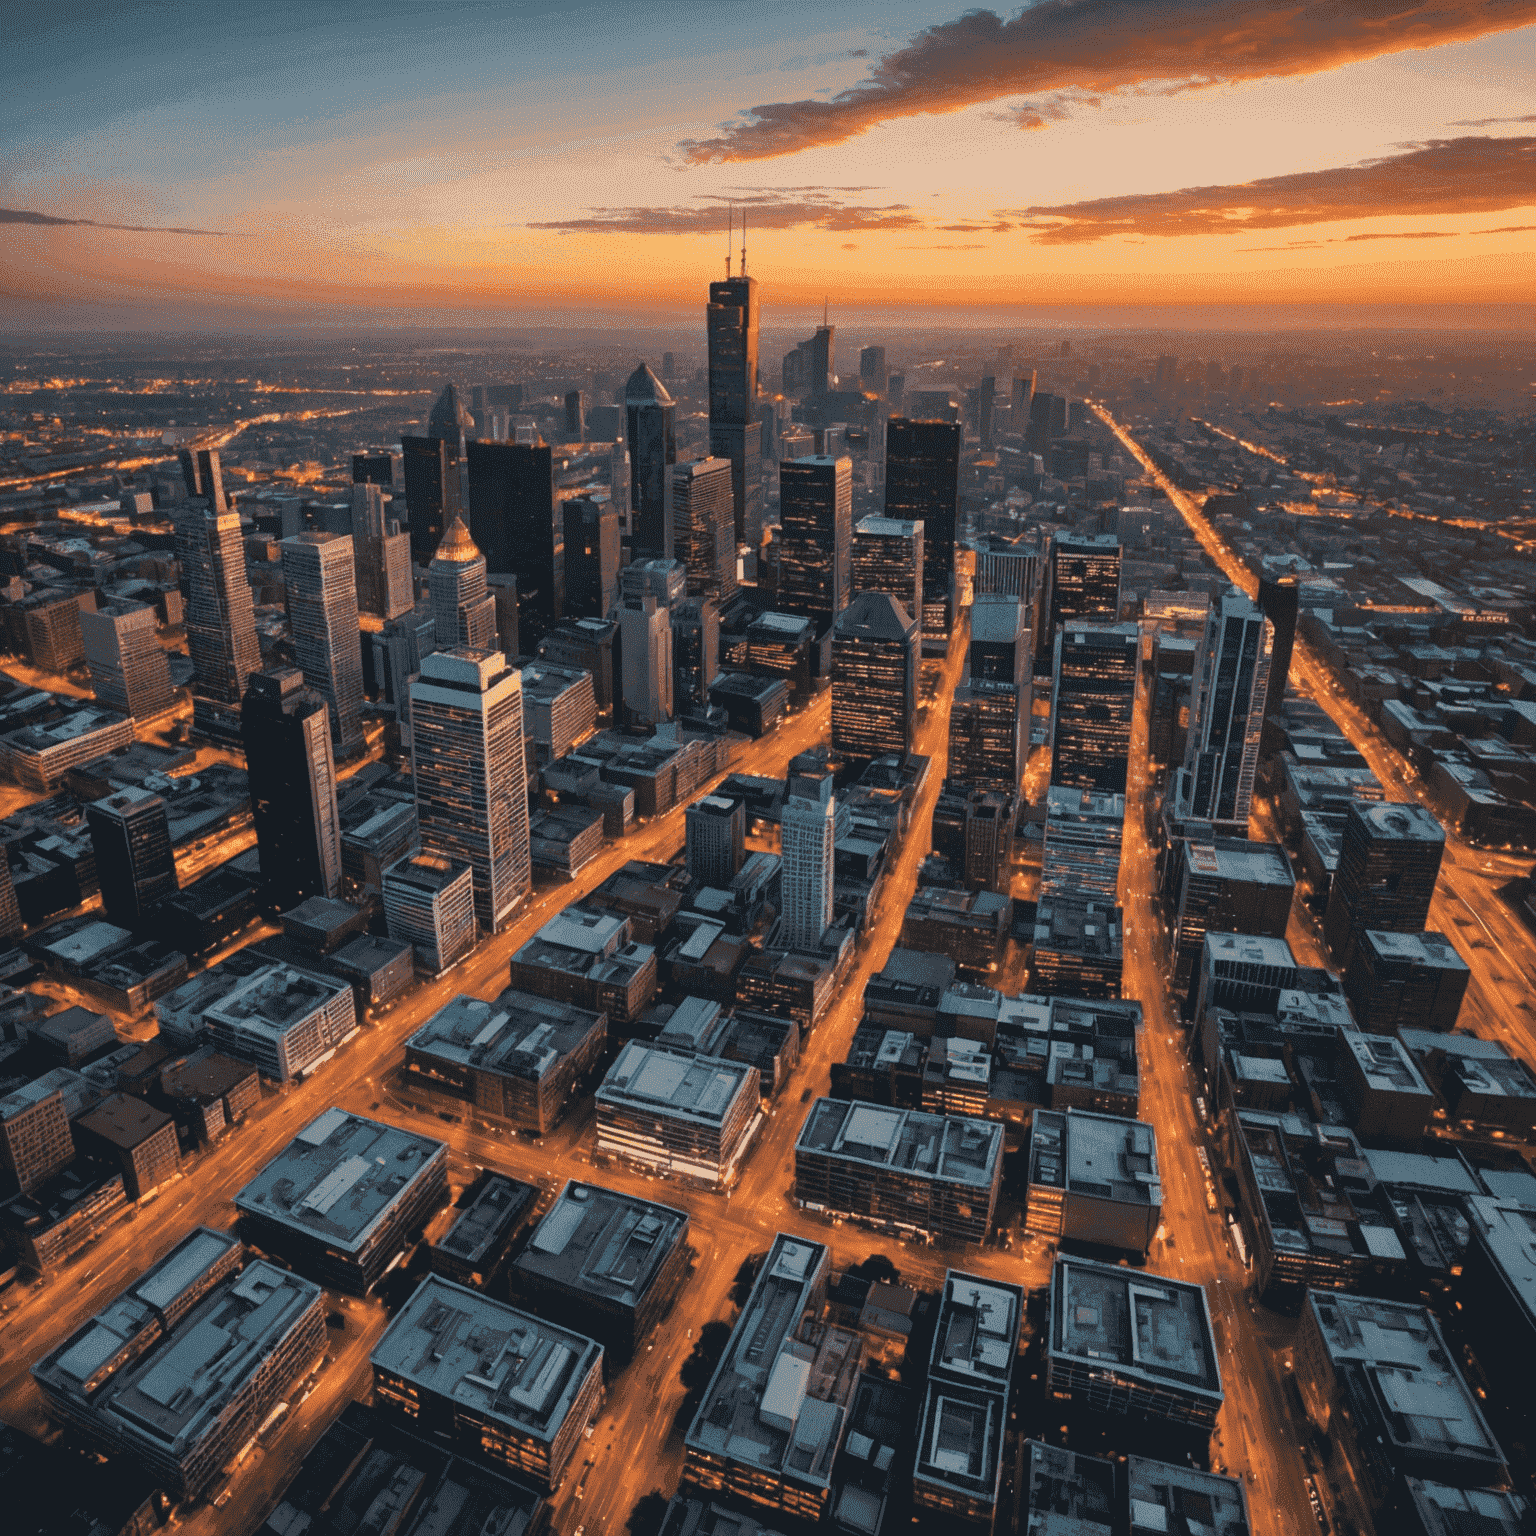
(740, 211), (747, 277)
(726, 206), (733, 279)
(822, 295), (829, 327)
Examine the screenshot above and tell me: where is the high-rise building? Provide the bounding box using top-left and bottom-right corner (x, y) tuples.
(86, 786), (177, 929)
(428, 516), (498, 651)
(241, 667), (342, 908)
(563, 389), (585, 441)
(619, 557), (688, 610)
(281, 531), (365, 756)
(467, 441), (560, 650)
(672, 596), (719, 710)
(970, 594), (1029, 686)
(860, 345), (888, 394)
(949, 679), (1025, 791)
(1050, 623), (1139, 794)
(428, 382), (473, 454)
(0, 1077), (75, 1195)
(1323, 801), (1446, 971)
(372, 605), (436, 724)
(977, 374), (996, 447)
(562, 496), (620, 619)
(1257, 573), (1300, 725)
(383, 851), (477, 974)
(608, 438), (632, 536)
(671, 457), (737, 602)
(1011, 371), (1036, 421)
(1047, 532), (1122, 642)
(1181, 589), (1273, 835)
(177, 446), (225, 511)
(885, 419), (961, 643)
(781, 768), (835, 950)
(618, 596), (674, 727)
(352, 451), (395, 486)
(708, 274), (763, 546)
(1154, 355), (1178, 393)
(686, 794), (745, 888)
(411, 648), (530, 933)
(349, 482), (412, 621)
(778, 454), (852, 624)
(625, 364), (676, 559)
(175, 503), (261, 705)
(832, 590), (919, 765)
(808, 325), (834, 396)
(852, 514), (923, 624)
(81, 599), (174, 721)
(402, 434), (460, 564)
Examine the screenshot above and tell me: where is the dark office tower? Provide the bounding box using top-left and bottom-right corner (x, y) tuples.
(242, 667), (342, 907)
(977, 375), (996, 448)
(81, 600), (175, 721)
(778, 455), (852, 625)
(1050, 623), (1139, 795)
(887, 373), (905, 413)
(1011, 371), (1035, 421)
(832, 591), (919, 765)
(1047, 532), (1122, 651)
(402, 434), (460, 563)
(708, 274), (764, 546)
(671, 457), (738, 604)
(662, 351), (676, 381)
(852, 515), (923, 626)
(175, 503), (261, 704)
(970, 594), (1028, 686)
(1182, 589), (1272, 835)
(884, 418), (960, 642)
(281, 531), (365, 756)
(949, 679), (1024, 791)
(808, 325), (835, 397)
(353, 452), (394, 487)
(428, 382), (473, 455)
(429, 517), (497, 652)
(562, 389), (585, 442)
(686, 793), (745, 888)
(1027, 392), (1069, 455)
(860, 345), (888, 394)
(0, 852), (19, 943)
(487, 575), (519, 663)
(86, 788), (177, 930)
(1323, 801), (1446, 971)
(1257, 573), (1300, 725)
(466, 440), (561, 649)
(625, 363), (677, 560)
(178, 446), (226, 512)
(350, 483), (412, 621)
(1155, 355), (1178, 393)
(561, 497), (620, 619)
(672, 596), (718, 709)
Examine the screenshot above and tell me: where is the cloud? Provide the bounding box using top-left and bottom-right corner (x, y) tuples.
(678, 0), (1536, 162)
(1450, 113), (1536, 125)
(0, 206), (228, 235)
(1008, 135), (1536, 243)
(900, 242), (988, 249)
(529, 189), (922, 234)
(1342, 229), (1458, 240)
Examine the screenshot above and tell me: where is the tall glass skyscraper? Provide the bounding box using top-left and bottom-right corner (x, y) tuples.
(671, 457), (738, 603)
(884, 419), (960, 644)
(466, 441), (560, 650)
(625, 364), (677, 560)
(778, 455), (852, 625)
(402, 434), (460, 564)
(1049, 623), (1140, 795)
(831, 591), (919, 765)
(707, 274), (763, 547)
(175, 502), (261, 705)
(781, 768), (835, 951)
(281, 530), (366, 756)
(429, 516), (499, 651)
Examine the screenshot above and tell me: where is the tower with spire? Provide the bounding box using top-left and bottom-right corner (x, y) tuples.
(707, 210), (763, 549)
(429, 517), (499, 651)
(625, 362), (677, 560)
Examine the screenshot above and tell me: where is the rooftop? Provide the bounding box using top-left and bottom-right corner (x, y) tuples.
(796, 1099), (1003, 1190)
(205, 964), (350, 1037)
(930, 1270), (1022, 1389)
(234, 1108), (446, 1255)
(597, 1042), (757, 1127)
(408, 990), (604, 1083)
(1125, 1457), (1250, 1536)
(1183, 838), (1294, 888)
(436, 1175), (538, 1268)
(1029, 1109), (1162, 1208)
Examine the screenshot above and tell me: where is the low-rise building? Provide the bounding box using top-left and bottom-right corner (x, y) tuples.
(71, 1093), (179, 1200)
(510, 1180), (690, 1366)
(508, 905), (657, 1026)
(234, 1107), (448, 1292)
(157, 1050), (260, 1145)
(595, 1041), (760, 1187)
(1045, 1256), (1223, 1430)
(371, 1273), (604, 1491)
(430, 1173), (539, 1291)
(1032, 896), (1124, 999)
(31, 1227), (325, 1497)
(901, 887), (1011, 977)
(1026, 1109), (1161, 1253)
(383, 851), (478, 974)
(204, 961), (358, 1081)
(529, 804), (605, 877)
(404, 989), (606, 1134)
(1343, 930), (1470, 1035)
(1401, 1029), (1536, 1141)
(794, 1098), (1004, 1245)
(1337, 1029), (1436, 1144)
(1399, 1481), (1532, 1536)
(1170, 839), (1294, 983)
(0, 1156), (126, 1273)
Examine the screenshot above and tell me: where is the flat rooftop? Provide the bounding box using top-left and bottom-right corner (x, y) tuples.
(1029, 1109), (1162, 1208)
(797, 1099), (1003, 1190)
(234, 1108), (446, 1255)
(1358, 930), (1469, 972)
(1184, 838), (1294, 888)
(437, 1176), (538, 1269)
(1352, 800), (1445, 845)
(372, 1274), (601, 1446)
(1203, 932), (1296, 971)
(410, 990), (603, 1083)
(931, 1270), (1022, 1389)
(1463, 1198), (1536, 1328)
(598, 1041), (756, 1126)
(1126, 1457), (1250, 1536)
(1050, 1256), (1222, 1399)
(205, 964), (350, 1034)
(513, 1180), (689, 1309)
(1023, 1441), (1115, 1536)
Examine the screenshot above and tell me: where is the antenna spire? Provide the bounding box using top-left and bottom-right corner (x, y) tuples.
(740, 210), (747, 277)
(823, 295), (828, 328)
(726, 206), (733, 279)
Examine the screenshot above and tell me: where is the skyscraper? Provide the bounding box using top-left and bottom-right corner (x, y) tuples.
(781, 768), (835, 951)
(86, 787), (177, 930)
(241, 667), (342, 908)
(859, 345), (888, 394)
(281, 531), (365, 756)
(832, 590), (919, 765)
(428, 382), (473, 454)
(1047, 532), (1122, 637)
(977, 375), (996, 448)
(1011, 371), (1036, 421)
(175, 502), (261, 705)
(177, 446), (225, 511)
(411, 648), (531, 933)
(402, 434), (460, 564)
(672, 596), (719, 711)
(563, 389), (585, 441)
(686, 794), (745, 888)
(466, 441), (560, 650)
(608, 438), (632, 537)
(1257, 573), (1300, 726)
(618, 597), (673, 727)
(350, 482), (412, 621)
(562, 497), (621, 619)
(778, 454), (852, 625)
(969, 595), (1029, 686)
(625, 364), (676, 560)
(1181, 589), (1273, 835)
(429, 517), (498, 651)
(948, 679), (1025, 792)
(808, 325), (834, 397)
(1323, 801), (1445, 971)
(708, 274), (764, 546)
(1050, 623), (1139, 795)
(81, 599), (175, 721)
(671, 457), (737, 604)
(852, 515), (923, 626)
(884, 419), (960, 644)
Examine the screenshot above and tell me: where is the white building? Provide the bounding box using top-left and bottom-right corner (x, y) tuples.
(780, 767), (835, 951)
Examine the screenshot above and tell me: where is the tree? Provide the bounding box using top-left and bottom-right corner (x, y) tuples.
(680, 1320), (732, 1393)
(627, 1491), (669, 1536)
(848, 1252), (900, 1287)
(731, 1252), (764, 1308)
